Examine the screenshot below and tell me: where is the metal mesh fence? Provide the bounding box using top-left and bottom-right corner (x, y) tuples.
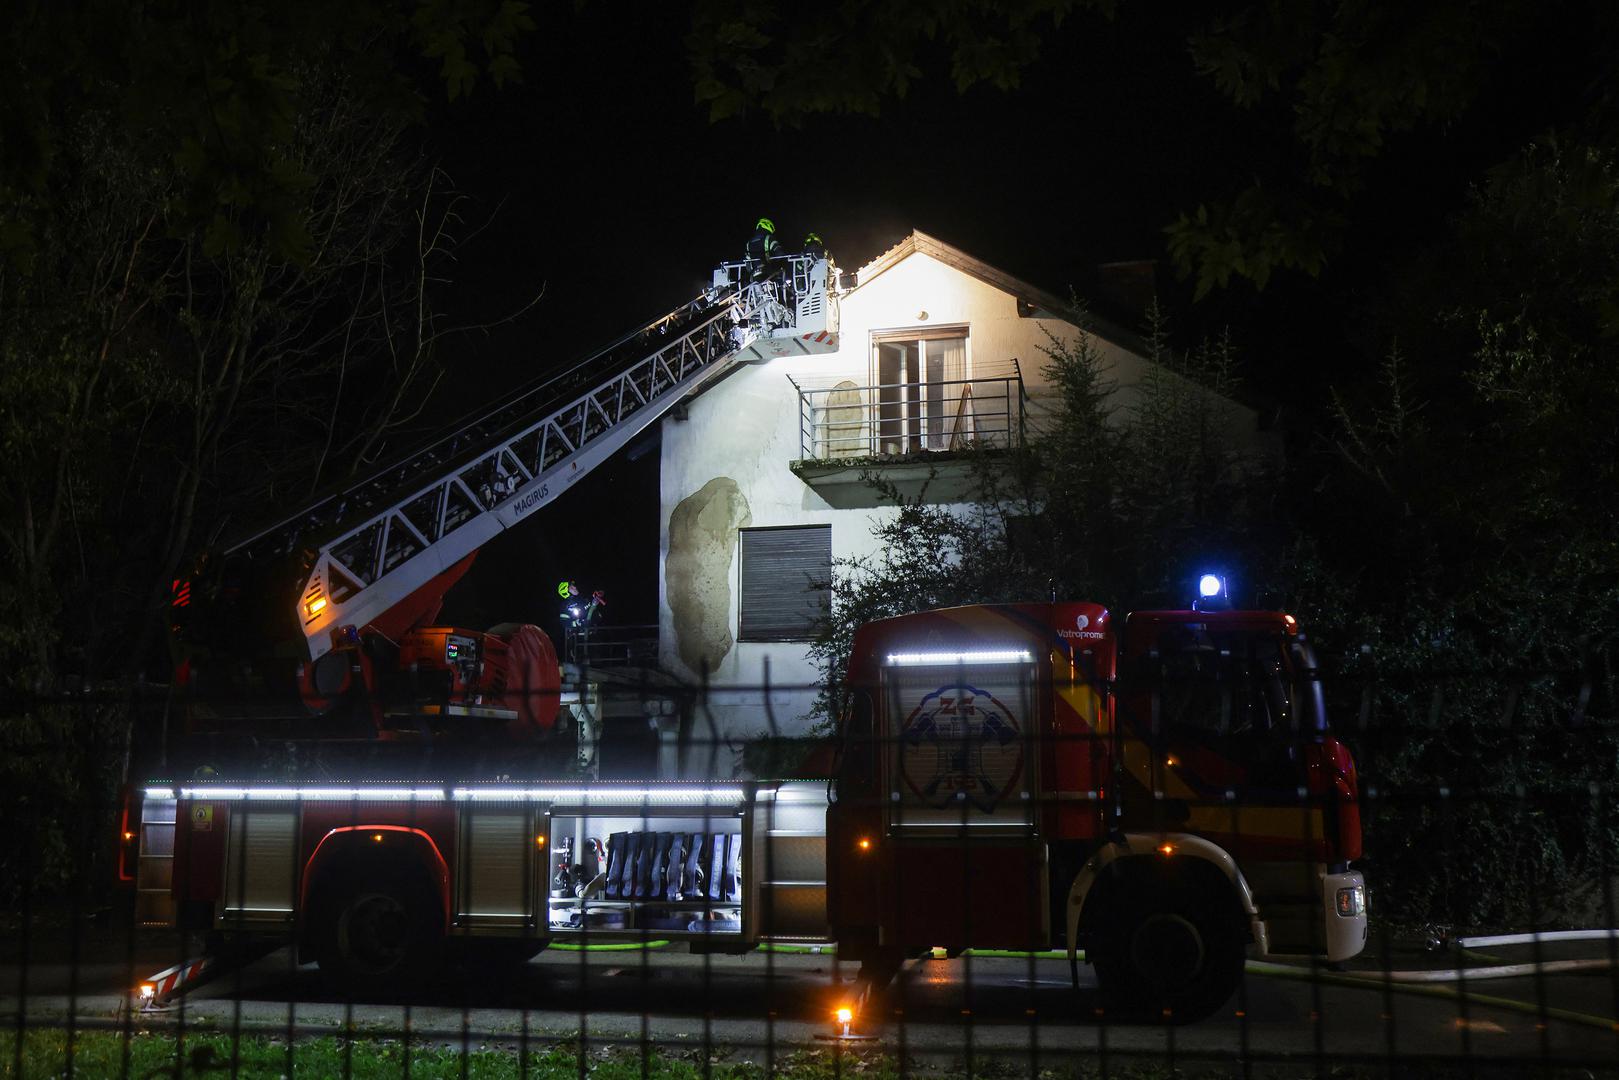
(3, 665), (1618, 1079)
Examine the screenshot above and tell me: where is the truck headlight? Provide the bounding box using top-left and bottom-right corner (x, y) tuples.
(1336, 885), (1366, 917)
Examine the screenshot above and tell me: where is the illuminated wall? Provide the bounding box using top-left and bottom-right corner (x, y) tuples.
(656, 233), (1264, 752)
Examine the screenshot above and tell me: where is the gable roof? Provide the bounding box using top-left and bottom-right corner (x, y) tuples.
(849, 230), (1147, 354)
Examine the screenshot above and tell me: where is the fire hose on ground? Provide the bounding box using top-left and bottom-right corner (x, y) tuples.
(919, 931), (1619, 1033)
(1254, 927), (1619, 1033)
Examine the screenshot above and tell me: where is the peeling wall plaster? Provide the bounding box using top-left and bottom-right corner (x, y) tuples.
(665, 477), (752, 675)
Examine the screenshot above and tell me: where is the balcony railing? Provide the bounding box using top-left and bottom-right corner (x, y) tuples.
(789, 361), (1026, 462)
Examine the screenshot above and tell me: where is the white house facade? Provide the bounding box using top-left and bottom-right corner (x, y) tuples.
(655, 230), (1259, 745)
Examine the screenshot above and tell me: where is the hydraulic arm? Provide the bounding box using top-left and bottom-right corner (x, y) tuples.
(224, 255), (838, 662)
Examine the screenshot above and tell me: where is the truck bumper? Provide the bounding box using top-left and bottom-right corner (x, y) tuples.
(1321, 868), (1368, 962)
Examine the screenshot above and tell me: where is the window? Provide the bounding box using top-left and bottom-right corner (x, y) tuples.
(872, 328), (969, 454)
(1154, 628), (1297, 736)
(738, 525), (832, 641)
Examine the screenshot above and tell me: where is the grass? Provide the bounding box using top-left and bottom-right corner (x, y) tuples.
(6, 1030), (1614, 1080)
(2, 1030), (900, 1080)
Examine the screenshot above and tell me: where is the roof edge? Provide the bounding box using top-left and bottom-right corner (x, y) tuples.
(850, 229), (1149, 355)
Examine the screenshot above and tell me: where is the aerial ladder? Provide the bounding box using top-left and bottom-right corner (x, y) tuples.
(178, 253), (838, 745)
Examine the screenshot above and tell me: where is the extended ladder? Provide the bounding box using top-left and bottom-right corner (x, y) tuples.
(228, 255), (838, 661)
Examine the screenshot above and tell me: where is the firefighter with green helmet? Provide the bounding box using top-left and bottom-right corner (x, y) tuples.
(557, 580), (606, 664)
(746, 216), (779, 280)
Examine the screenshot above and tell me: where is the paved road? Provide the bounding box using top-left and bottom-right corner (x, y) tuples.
(5, 927), (1619, 1074)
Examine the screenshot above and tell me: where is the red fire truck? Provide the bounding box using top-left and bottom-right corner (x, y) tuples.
(126, 592), (1364, 1024)
(825, 596), (1365, 1019)
(121, 254), (1366, 1024)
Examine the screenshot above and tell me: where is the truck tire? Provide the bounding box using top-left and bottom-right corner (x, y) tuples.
(1090, 875), (1245, 1024)
(314, 870), (444, 1000)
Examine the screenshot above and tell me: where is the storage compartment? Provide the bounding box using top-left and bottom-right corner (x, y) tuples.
(546, 811), (744, 938)
(755, 783), (830, 940)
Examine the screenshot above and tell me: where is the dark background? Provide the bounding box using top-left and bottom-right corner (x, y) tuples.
(423, 2), (1598, 632)
(4, 0), (1616, 932)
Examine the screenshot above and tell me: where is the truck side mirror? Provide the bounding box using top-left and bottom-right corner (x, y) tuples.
(836, 689), (876, 794)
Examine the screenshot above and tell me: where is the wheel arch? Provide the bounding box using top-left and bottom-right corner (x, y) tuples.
(1065, 833), (1260, 962)
(300, 826), (451, 943)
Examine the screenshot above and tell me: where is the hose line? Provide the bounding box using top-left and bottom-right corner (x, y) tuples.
(1456, 929), (1619, 949)
(1245, 960), (1619, 1033)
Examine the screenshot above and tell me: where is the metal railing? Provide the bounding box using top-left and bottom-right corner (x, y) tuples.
(792, 363), (1025, 462)
(563, 623), (659, 668)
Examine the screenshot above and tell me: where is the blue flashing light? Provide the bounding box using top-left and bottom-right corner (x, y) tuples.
(1198, 574), (1224, 598)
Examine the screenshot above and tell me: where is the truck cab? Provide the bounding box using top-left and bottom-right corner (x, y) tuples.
(825, 600), (1366, 1022)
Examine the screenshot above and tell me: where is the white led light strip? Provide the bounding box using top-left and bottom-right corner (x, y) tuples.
(885, 649), (1033, 666)
(154, 784), (747, 806)
(178, 786), (448, 802)
(451, 786), (746, 805)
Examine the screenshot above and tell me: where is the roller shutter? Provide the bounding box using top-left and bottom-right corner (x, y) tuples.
(739, 525), (831, 641)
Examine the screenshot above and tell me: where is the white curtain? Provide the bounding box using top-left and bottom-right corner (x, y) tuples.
(925, 337), (967, 450)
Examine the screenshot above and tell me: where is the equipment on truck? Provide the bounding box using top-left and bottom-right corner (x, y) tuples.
(167, 251), (839, 752)
(125, 593), (1366, 1024)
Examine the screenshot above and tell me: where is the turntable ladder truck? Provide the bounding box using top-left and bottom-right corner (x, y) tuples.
(129, 599), (1366, 1024)
(168, 253), (838, 743)
(126, 249), (841, 996)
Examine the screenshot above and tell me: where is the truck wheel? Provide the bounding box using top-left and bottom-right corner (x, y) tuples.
(315, 872), (444, 999)
(1091, 878), (1245, 1024)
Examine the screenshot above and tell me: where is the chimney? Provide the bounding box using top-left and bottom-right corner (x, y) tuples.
(1095, 260), (1158, 321)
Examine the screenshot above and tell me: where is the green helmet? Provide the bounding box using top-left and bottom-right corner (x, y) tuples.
(805, 231), (823, 245)
(557, 580), (576, 599)
(756, 217), (775, 234)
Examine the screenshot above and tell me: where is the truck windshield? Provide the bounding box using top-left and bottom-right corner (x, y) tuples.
(1156, 628), (1329, 737)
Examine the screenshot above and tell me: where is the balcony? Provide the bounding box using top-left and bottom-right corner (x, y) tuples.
(787, 361), (1026, 507)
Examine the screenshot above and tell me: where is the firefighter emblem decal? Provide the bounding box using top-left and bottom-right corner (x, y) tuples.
(898, 683), (1024, 812)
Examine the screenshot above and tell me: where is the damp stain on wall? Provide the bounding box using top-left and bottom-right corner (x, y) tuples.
(666, 477), (752, 675)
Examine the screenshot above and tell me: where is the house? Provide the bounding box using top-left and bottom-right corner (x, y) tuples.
(653, 230), (1263, 752)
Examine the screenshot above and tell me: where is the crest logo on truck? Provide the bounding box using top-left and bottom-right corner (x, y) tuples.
(898, 682), (1024, 812)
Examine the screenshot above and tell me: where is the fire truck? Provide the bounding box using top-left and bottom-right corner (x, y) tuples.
(122, 252), (1367, 1025)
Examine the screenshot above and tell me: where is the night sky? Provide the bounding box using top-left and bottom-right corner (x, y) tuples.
(419, 3), (1594, 631)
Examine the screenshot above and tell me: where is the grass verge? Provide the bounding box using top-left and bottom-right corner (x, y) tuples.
(0, 1031), (904, 1080)
(3, 1028), (1613, 1080)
